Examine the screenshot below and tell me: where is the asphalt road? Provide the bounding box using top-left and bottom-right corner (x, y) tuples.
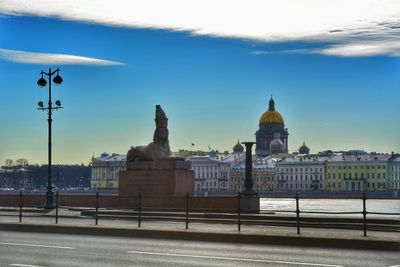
(0, 231), (399, 267)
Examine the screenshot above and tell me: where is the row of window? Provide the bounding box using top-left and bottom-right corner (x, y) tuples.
(232, 185), (275, 190)
(192, 166), (220, 172)
(195, 172), (218, 179)
(391, 165), (400, 171)
(278, 174), (322, 181)
(327, 165), (386, 170)
(277, 183), (322, 190)
(276, 167), (323, 173)
(231, 176), (274, 182)
(328, 172), (386, 179)
(326, 181), (387, 189)
(196, 181), (228, 189)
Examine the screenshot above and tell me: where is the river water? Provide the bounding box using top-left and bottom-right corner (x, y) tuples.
(260, 198), (400, 219)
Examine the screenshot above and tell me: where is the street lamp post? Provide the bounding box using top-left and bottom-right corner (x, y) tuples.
(37, 68), (63, 209)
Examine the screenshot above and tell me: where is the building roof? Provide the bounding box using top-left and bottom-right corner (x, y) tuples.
(276, 155), (328, 165)
(327, 153), (392, 163)
(92, 153), (126, 162)
(187, 153), (244, 167)
(232, 156), (275, 170)
(389, 154), (400, 162)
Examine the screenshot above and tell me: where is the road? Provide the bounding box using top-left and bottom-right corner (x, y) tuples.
(0, 231), (399, 267)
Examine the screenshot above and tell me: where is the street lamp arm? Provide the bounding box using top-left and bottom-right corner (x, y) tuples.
(37, 106), (63, 111)
(41, 68), (60, 77)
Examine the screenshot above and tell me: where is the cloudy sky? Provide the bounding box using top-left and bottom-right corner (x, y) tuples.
(1, 0), (399, 164)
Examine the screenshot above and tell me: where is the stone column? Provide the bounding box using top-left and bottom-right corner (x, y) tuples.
(241, 142), (258, 196)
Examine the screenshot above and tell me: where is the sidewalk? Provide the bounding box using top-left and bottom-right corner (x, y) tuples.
(1, 210), (399, 251)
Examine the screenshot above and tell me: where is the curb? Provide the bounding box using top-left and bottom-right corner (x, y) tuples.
(1, 222), (399, 251)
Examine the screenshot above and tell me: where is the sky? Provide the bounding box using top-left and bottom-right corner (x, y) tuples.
(0, 0), (400, 164)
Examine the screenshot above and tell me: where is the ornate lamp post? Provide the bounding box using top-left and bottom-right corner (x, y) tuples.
(37, 68), (63, 209)
(241, 142), (258, 196)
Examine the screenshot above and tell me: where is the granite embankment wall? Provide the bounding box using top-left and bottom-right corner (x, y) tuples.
(0, 194), (259, 211)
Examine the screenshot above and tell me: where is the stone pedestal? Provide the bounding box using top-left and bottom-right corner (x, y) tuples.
(118, 168), (194, 195)
(240, 196), (260, 213)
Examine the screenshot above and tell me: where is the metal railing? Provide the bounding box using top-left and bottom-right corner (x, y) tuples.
(0, 192), (399, 237)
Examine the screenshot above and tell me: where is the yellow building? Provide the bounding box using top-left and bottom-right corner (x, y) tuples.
(325, 154), (391, 192)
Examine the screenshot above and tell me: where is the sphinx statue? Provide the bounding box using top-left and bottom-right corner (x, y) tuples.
(120, 105), (193, 195)
(127, 105), (177, 162)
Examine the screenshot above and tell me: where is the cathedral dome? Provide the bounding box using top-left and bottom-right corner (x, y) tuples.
(299, 141), (310, 154)
(233, 139), (244, 153)
(259, 97), (284, 124)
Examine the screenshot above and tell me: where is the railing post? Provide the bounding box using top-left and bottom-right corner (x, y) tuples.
(19, 191), (22, 222)
(185, 192), (189, 230)
(95, 191), (99, 225)
(296, 192), (300, 234)
(55, 191), (59, 224)
(362, 193), (367, 237)
(237, 192), (241, 232)
(138, 192), (142, 228)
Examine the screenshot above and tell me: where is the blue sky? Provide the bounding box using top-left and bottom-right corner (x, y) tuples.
(1, 1), (400, 164)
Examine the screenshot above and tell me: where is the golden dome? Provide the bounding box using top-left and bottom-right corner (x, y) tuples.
(259, 97), (284, 124)
(259, 110), (284, 124)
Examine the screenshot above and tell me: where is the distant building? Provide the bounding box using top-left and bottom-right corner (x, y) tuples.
(230, 157), (276, 192)
(343, 150), (368, 156)
(187, 148), (243, 193)
(275, 155), (325, 192)
(255, 97), (289, 157)
(176, 149), (208, 157)
(0, 169), (4, 187)
(91, 153), (126, 189)
(325, 153), (391, 192)
(0, 166), (32, 190)
(389, 154), (400, 193)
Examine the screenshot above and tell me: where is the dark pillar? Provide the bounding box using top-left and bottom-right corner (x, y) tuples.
(241, 142), (257, 196)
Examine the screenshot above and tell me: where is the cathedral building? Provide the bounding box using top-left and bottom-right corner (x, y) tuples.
(255, 97), (289, 157)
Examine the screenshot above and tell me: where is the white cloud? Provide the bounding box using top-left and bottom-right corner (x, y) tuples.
(314, 41), (400, 57)
(0, 49), (124, 65)
(249, 50), (269, 55)
(1, 0), (400, 57)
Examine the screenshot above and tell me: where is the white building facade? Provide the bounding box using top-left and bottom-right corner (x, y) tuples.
(275, 156), (326, 192)
(187, 152), (243, 193)
(91, 153), (126, 189)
